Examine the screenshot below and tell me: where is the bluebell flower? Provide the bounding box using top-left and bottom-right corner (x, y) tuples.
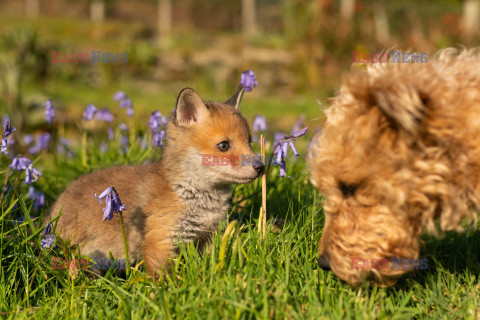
(25, 163), (42, 184)
(40, 221), (56, 249)
(95, 109), (114, 122)
(119, 123), (129, 132)
(95, 187), (126, 221)
(43, 221), (52, 235)
(41, 234), (56, 249)
(121, 135), (129, 154)
(291, 127), (308, 138)
(28, 133), (51, 155)
(290, 115), (305, 135)
(148, 111), (169, 132)
(83, 104), (97, 120)
(100, 142), (109, 153)
(3, 121), (15, 137)
(16, 215), (25, 224)
(120, 98), (132, 109)
(252, 115), (267, 132)
(152, 130), (166, 148)
(45, 99), (55, 124)
(1, 138), (7, 154)
(278, 159), (289, 177)
(126, 106), (134, 117)
(240, 70), (259, 92)
(28, 186), (46, 211)
(108, 127), (114, 140)
(272, 127), (308, 178)
(113, 91), (126, 101)
(23, 134), (34, 145)
(10, 157), (32, 170)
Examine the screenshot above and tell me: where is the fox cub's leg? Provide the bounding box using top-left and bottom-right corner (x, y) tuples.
(142, 233), (175, 278)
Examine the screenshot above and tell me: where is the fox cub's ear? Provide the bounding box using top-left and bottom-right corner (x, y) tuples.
(174, 88), (210, 126)
(225, 86), (245, 110)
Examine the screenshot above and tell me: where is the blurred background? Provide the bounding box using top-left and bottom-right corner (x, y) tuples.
(0, 0), (479, 133)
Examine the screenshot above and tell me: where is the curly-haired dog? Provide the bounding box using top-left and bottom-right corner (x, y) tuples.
(308, 49), (480, 286)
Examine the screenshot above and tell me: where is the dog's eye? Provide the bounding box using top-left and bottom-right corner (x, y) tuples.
(217, 141), (230, 152)
(339, 181), (357, 197)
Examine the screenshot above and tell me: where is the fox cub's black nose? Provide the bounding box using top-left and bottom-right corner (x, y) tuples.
(317, 253), (330, 271)
(252, 156), (265, 175)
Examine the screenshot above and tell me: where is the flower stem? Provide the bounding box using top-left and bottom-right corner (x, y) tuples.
(118, 211), (131, 277)
(81, 131), (87, 167)
(260, 135), (267, 239)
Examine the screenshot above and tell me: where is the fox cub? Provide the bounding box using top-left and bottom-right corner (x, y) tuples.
(52, 87), (264, 276)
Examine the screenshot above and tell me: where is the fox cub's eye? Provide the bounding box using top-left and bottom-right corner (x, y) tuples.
(217, 141), (230, 152)
(339, 181), (357, 197)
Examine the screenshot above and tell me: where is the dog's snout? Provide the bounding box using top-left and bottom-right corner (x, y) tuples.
(252, 156), (265, 174)
(317, 253), (330, 271)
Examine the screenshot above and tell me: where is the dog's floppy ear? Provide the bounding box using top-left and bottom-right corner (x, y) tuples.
(372, 82), (426, 134)
(173, 88), (210, 126)
(225, 86), (245, 110)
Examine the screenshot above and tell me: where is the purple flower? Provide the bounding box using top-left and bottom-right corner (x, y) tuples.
(271, 127), (308, 178)
(3, 121), (15, 137)
(291, 127), (308, 138)
(45, 99), (55, 124)
(121, 135), (129, 153)
(240, 70), (259, 92)
(43, 221), (52, 236)
(10, 157), (32, 170)
(252, 115), (267, 132)
(83, 104), (97, 121)
(1, 138), (7, 154)
(108, 127), (114, 140)
(126, 106), (134, 117)
(290, 115), (305, 135)
(152, 130), (166, 148)
(100, 142), (109, 153)
(95, 109), (114, 122)
(41, 234), (56, 249)
(119, 123), (129, 132)
(120, 98), (132, 109)
(24, 134), (34, 145)
(28, 133), (51, 155)
(28, 186), (46, 211)
(148, 111), (168, 132)
(278, 159), (289, 177)
(16, 215), (25, 224)
(113, 91), (127, 101)
(95, 187), (126, 221)
(25, 164), (42, 184)
(288, 141), (299, 156)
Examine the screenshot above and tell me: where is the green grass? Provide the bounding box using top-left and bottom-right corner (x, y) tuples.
(1, 112), (479, 320)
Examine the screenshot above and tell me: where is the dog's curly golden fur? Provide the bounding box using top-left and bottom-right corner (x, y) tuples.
(308, 48), (480, 286)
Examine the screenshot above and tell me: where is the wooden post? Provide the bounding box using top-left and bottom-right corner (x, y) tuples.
(373, 0), (390, 44)
(463, 0), (480, 37)
(242, 0), (257, 37)
(90, 0), (105, 23)
(26, 0), (40, 17)
(158, 0), (172, 46)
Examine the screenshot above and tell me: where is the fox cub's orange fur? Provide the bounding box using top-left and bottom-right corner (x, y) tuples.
(52, 87), (264, 276)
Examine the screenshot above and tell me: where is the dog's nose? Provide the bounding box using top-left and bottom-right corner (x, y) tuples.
(317, 253), (330, 271)
(252, 156), (265, 175)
